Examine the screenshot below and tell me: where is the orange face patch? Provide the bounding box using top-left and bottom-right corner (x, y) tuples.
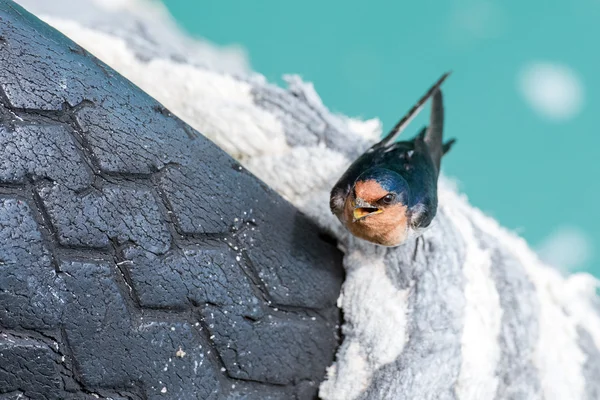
(353, 180), (388, 204)
(347, 202), (410, 246)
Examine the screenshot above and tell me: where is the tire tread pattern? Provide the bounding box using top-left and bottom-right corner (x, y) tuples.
(0, 2), (343, 399)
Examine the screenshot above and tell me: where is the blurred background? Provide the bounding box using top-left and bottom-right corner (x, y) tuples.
(160, 0), (599, 275)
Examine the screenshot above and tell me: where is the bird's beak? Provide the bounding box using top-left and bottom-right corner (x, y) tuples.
(353, 198), (382, 222)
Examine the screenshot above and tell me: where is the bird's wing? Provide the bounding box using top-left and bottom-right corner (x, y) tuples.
(424, 89), (444, 172)
(375, 72), (451, 150)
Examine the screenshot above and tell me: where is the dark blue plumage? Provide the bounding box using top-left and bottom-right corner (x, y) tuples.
(330, 73), (455, 246)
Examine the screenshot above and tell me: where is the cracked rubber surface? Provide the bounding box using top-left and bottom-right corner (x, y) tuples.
(0, 2), (344, 399)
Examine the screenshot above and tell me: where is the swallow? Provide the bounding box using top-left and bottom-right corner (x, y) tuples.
(330, 72), (455, 246)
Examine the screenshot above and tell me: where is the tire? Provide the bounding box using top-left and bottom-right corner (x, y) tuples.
(0, 2), (344, 399)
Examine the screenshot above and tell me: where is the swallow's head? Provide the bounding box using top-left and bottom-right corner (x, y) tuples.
(344, 168), (411, 246)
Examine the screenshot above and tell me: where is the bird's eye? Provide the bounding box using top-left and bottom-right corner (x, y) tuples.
(382, 194), (395, 204)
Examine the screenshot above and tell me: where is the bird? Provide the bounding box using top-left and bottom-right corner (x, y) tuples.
(330, 72), (455, 246)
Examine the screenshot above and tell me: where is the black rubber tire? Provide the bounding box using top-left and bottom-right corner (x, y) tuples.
(0, 2), (344, 399)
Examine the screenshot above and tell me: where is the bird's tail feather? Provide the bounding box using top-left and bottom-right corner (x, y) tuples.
(442, 139), (456, 155)
(377, 71), (451, 149)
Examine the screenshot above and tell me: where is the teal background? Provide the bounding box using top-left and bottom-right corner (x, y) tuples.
(161, 0), (599, 275)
